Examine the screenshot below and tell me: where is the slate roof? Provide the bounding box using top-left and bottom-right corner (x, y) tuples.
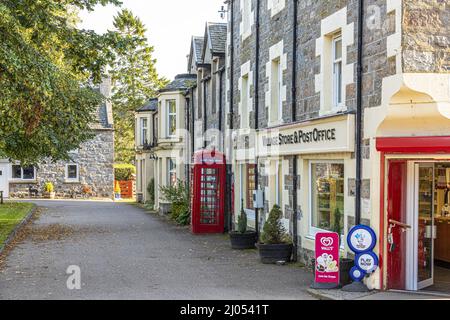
(206, 22), (227, 55)
(193, 36), (205, 64)
(160, 74), (197, 93)
(137, 98), (158, 113)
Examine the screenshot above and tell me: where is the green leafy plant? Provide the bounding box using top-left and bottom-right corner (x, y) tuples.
(260, 205), (291, 244)
(44, 182), (54, 193)
(146, 178), (155, 208)
(237, 200), (247, 234)
(160, 179), (190, 226)
(114, 164), (136, 181)
(332, 207), (344, 250)
(332, 207), (343, 235)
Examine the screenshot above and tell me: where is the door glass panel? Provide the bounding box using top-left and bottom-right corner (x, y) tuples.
(200, 168), (219, 225)
(417, 164), (433, 284)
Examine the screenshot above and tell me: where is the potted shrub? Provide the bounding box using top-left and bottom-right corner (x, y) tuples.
(257, 205), (293, 264)
(332, 207), (354, 286)
(229, 201), (257, 249)
(43, 182), (56, 199)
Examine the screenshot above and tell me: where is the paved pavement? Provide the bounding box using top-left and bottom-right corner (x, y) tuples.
(0, 200), (314, 300)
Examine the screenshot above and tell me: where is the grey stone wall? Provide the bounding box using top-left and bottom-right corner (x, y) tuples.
(191, 56), (227, 153)
(10, 130), (114, 199)
(229, 0), (401, 128)
(402, 0), (450, 73)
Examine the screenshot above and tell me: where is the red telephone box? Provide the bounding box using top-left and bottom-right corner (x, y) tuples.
(191, 149), (226, 234)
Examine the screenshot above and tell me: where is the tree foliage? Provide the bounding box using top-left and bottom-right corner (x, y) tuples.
(110, 9), (167, 164)
(0, 0), (122, 164)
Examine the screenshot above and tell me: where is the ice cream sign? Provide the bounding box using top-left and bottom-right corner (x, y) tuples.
(315, 232), (340, 284)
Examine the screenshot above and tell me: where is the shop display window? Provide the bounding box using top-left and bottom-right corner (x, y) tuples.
(310, 161), (344, 234)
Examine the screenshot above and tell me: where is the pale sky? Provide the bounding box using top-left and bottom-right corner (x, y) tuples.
(79, 0), (226, 80)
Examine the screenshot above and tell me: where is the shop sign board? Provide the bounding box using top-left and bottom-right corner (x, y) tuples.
(257, 114), (355, 157)
(315, 232), (340, 284)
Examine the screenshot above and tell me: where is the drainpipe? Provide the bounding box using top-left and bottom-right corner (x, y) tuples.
(254, 0), (261, 240)
(355, 0), (364, 226)
(227, 0), (235, 232)
(217, 67), (225, 141)
(291, 0), (298, 123)
(291, 0), (299, 262)
(191, 87), (195, 156)
(202, 77), (207, 149)
(342, 0), (367, 293)
(185, 95), (190, 189)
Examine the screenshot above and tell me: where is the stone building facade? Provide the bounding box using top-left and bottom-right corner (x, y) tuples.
(4, 79), (114, 199)
(225, 0), (449, 291)
(187, 23), (228, 154)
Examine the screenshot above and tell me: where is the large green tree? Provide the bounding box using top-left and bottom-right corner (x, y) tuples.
(110, 9), (167, 164)
(0, 0), (123, 164)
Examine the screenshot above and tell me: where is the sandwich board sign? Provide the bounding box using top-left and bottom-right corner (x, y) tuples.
(314, 232), (340, 285)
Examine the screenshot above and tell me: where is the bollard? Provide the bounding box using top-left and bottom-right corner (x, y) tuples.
(0, 190), (3, 205)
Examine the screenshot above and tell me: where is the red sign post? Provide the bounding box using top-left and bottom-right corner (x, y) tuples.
(315, 232), (340, 285)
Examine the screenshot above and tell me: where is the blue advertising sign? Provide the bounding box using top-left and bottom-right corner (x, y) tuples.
(349, 266), (365, 282)
(347, 225), (377, 254)
(355, 251), (379, 274)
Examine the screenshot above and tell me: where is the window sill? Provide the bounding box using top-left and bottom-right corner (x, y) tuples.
(64, 180), (80, 184)
(319, 106), (347, 117)
(241, 31), (252, 42)
(267, 120), (284, 129)
(158, 137), (181, 144)
(9, 179), (37, 184)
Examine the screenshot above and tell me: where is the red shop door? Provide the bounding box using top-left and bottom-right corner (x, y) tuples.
(386, 160), (408, 290)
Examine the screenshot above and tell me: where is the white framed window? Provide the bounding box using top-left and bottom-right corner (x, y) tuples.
(242, 0), (251, 35)
(11, 165), (35, 180)
(309, 161), (345, 237)
(140, 117), (148, 145)
(241, 74), (250, 129)
(167, 158), (177, 187)
(166, 100), (176, 137)
(270, 58), (282, 124)
(65, 164), (79, 182)
(332, 33), (343, 110)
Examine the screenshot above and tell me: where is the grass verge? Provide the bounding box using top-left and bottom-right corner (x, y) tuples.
(0, 202), (35, 246)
